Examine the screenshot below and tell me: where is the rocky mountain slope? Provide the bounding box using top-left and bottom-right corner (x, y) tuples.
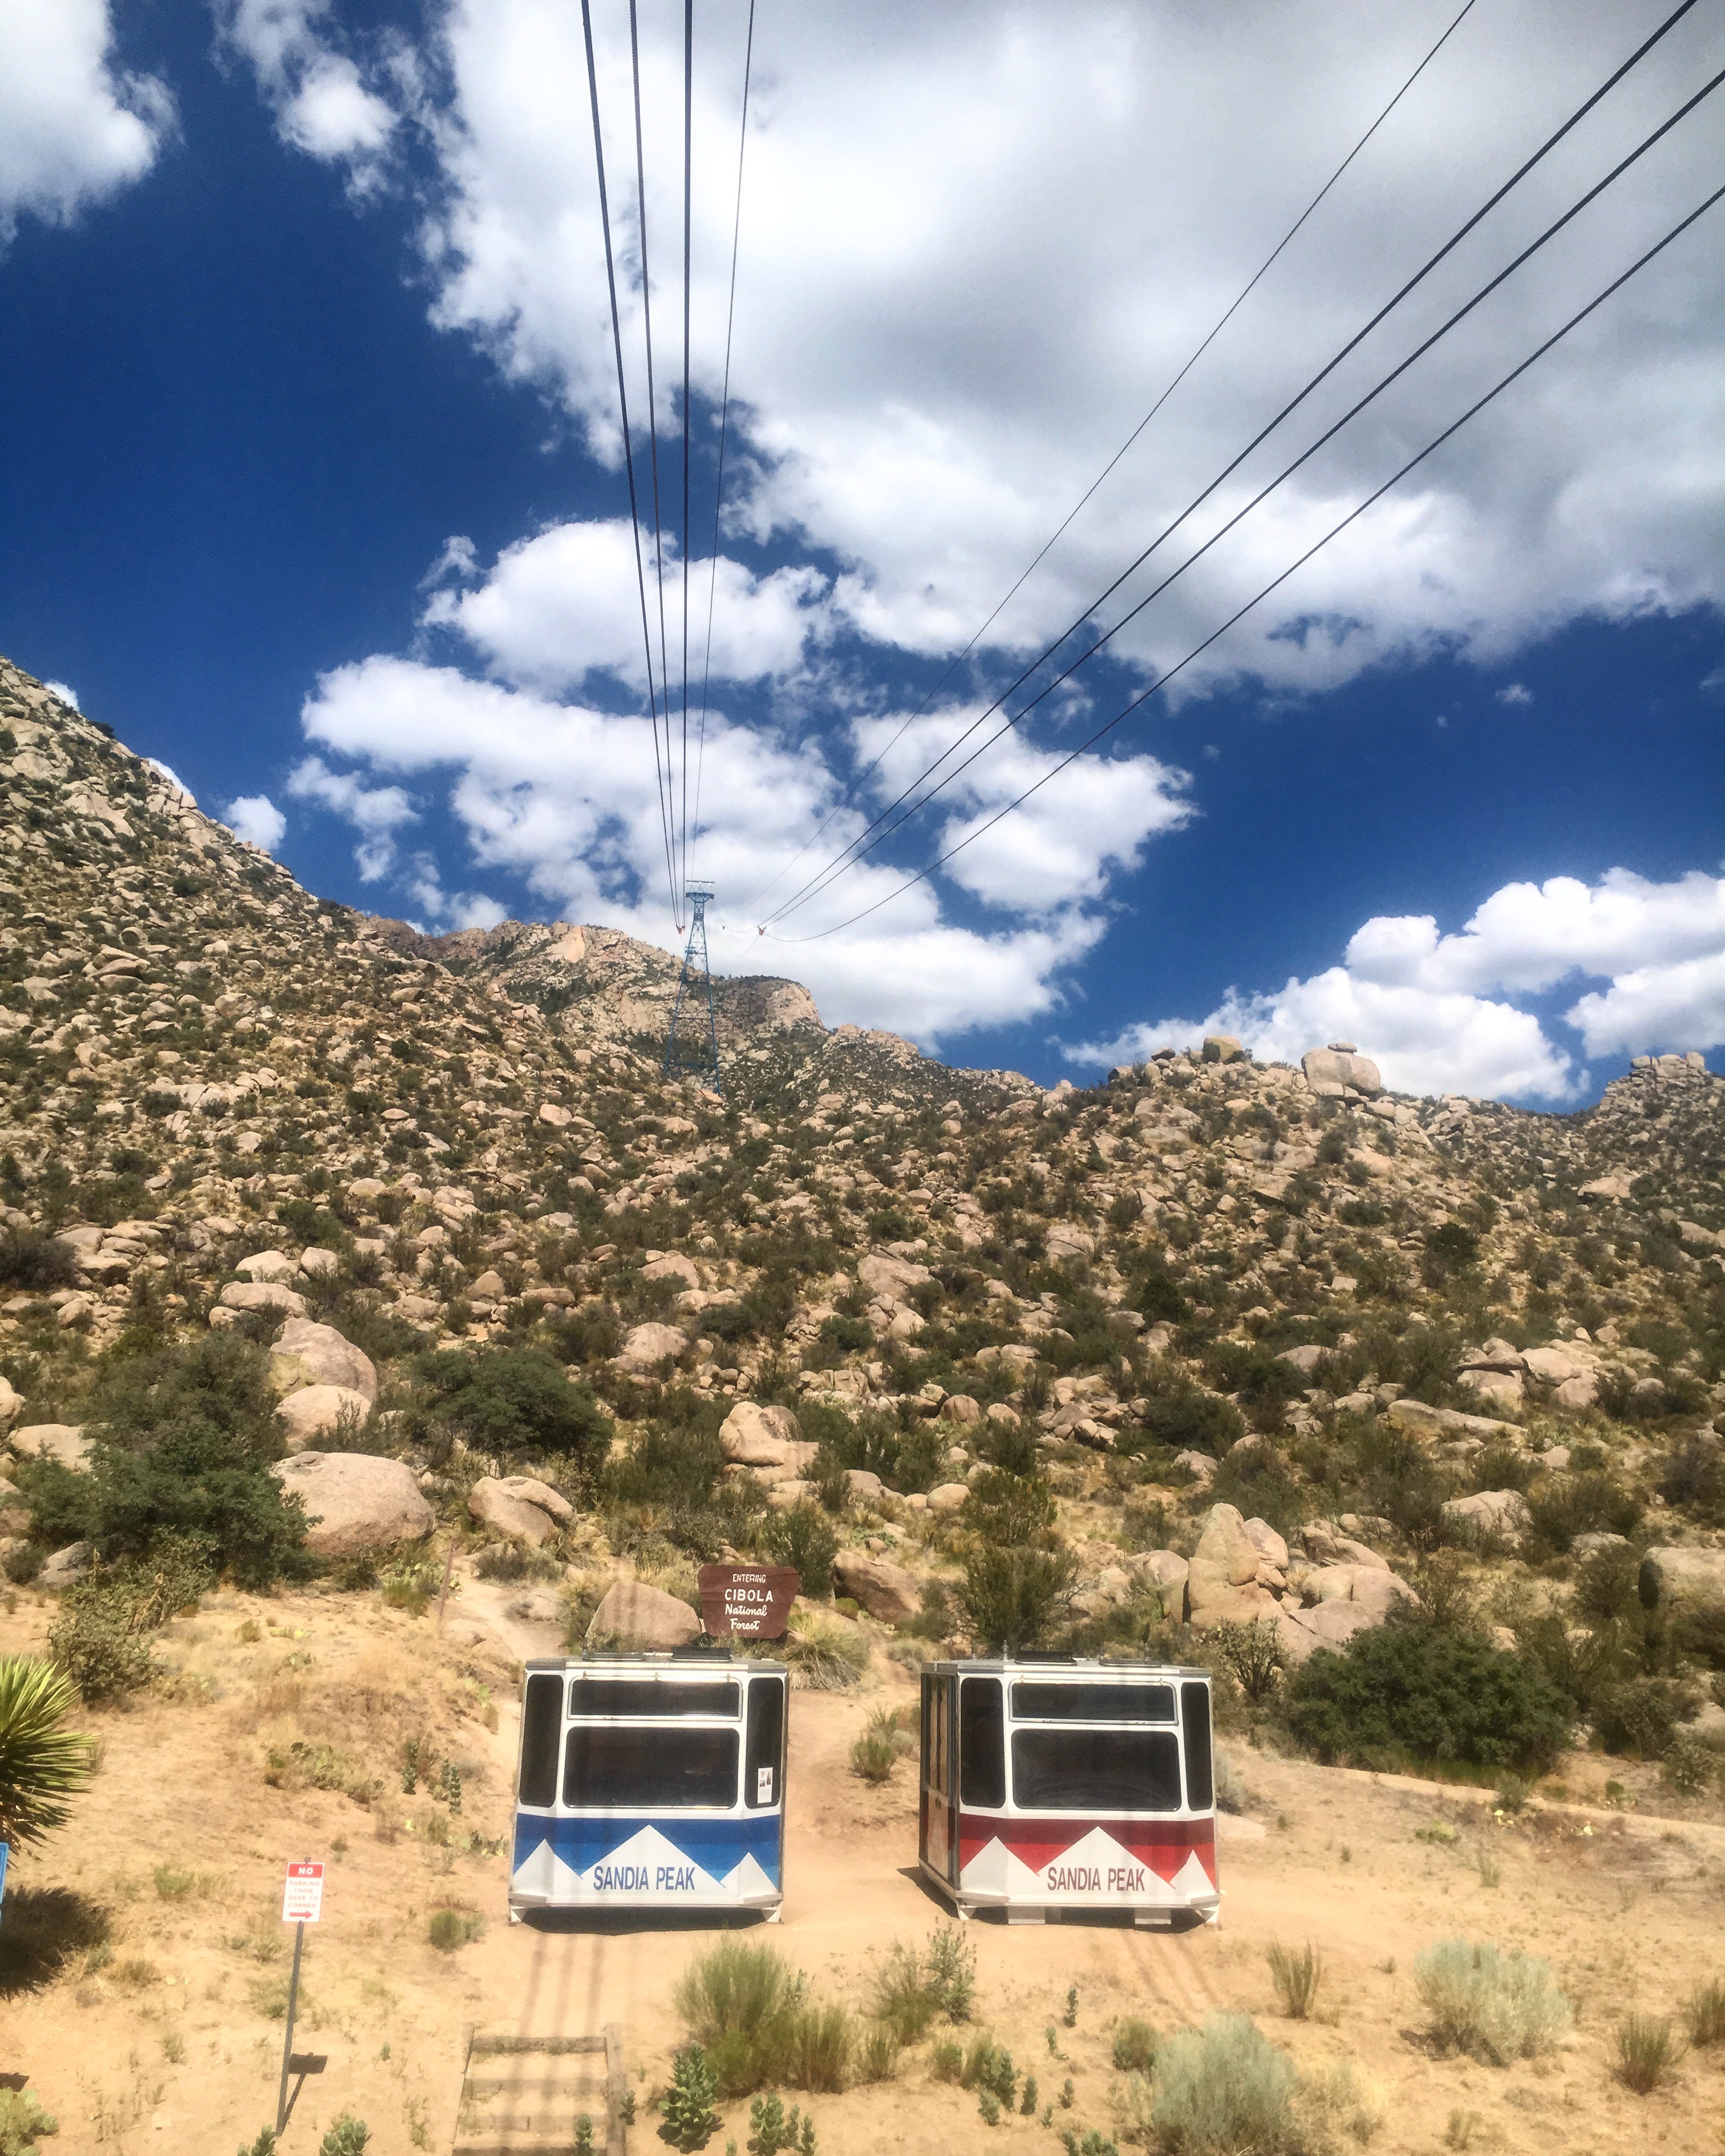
(2, 652), (1723, 1782)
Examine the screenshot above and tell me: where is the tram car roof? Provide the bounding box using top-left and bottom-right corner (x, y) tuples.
(524, 1651), (788, 1675)
(920, 1656), (1211, 1679)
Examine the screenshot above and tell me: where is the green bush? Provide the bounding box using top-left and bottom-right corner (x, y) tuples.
(1414, 1939), (1572, 2063)
(957, 1544), (1076, 1653)
(755, 1503), (837, 1599)
(16, 1337), (314, 1588)
(317, 2121), (369, 2156)
(1110, 2017), (1156, 2073)
(1282, 1620), (1572, 1773)
(1147, 2013), (1297, 2154)
(415, 1346), (610, 1467)
(427, 1908), (481, 1951)
(780, 1612), (866, 1691)
(0, 1227), (78, 1293)
(1593, 1676), (1695, 1761)
(1133, 1387), (1244, 1458)
(677, 1939), (800, 2097)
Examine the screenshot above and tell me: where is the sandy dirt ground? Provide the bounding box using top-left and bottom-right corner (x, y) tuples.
(3, 1576), (1724, 2156)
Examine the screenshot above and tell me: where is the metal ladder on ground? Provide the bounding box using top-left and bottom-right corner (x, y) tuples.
(453, 2025), (628, 2156)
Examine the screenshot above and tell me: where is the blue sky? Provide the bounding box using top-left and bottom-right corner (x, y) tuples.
(2, 0), (1722, 1102)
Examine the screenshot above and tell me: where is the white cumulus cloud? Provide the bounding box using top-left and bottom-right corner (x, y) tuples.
(224, 792), (287, 853)
(0, 0), (173, 246)
(291, 655), (1182, 1045)
(214, 0), (396, 196)
(422, 520), (830, 695)
(1074, 865), (1725, 1099)
(286, 754), (416, 879)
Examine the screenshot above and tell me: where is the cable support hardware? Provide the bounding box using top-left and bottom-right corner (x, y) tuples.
(663, 884), (723, 1094)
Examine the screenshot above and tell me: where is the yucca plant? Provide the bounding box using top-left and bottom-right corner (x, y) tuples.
(0, 1657), (95, 1848)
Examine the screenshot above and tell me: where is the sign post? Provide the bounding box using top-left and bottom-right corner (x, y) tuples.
(277, 1860), (323, 2133)
(696, 1563), (800, 1641)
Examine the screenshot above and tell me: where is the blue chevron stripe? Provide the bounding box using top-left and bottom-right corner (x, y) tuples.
(512, 1811), (782, 1886)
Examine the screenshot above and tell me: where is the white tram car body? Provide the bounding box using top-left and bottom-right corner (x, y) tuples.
(918, 1658), (1220, 1926)
(509, 1653), (787, 1921)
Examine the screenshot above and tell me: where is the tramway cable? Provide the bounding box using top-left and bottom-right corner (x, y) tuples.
(580, 0), (680, 917)
(626, 0), (681, 927)
(681, 0), (695, 907)
(756, 0), (1706, 929)
(760, 59), (1725, 924)
(766, 178), (1725, 945)
(690, 0), (758, 887)
(740, 0), (1482, 913)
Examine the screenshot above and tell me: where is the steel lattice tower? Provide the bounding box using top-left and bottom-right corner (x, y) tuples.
(663, 885), (722, 1095)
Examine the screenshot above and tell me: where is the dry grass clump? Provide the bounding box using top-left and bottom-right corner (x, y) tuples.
(1613, 2014), (1684, 2094)
(1266, 1940), (1323, 2020)
(1683, 1976), (1725, 2048)
(780, 1610), (868, 1690)
(674, 1936), (890, 2097)
(1414, 1939), (1572, 2064)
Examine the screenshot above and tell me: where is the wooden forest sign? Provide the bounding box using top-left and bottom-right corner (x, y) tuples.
(697, 1563), (800, 1640)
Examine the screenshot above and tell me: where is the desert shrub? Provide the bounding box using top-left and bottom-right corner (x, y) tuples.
(0, 1224), (80, 1300)
(1131, 1265), (1189, 1323)
(1662, 1732), (1718, 1795)
(0, 2089), (60, 2155)
(779, 1610), (867, 1690)
(677, 1939), (800, 2096)
(1592, 1676), (1695, 1761)
(869, 1926), (974, 2042)
(957, 1545), (1076, 1652)
(850, 1729), (896, 1783)
(1282, 1621), (1572, 1774)
(961, 2036), (1018, 2104)
(47, 1579), (156, 1702)
(415, 1346), (609, 1468)
(1414, 1939), (1572, 2063)
(1683, 1977), (1725, 2047)
(755, 1503), (837, 1599)
(1215, 1619), (1284, 1704)
(1111, 2017), (1157, 2072)
(1522, 1473), (1640, 1556)
(1148, 2013), (1296, 2154)
(17, 1337), (313, 1588)
(1614, 2015), (1683, 2094)
(926, 1922), (975, 2020)
(1133, 1386), (1244, 1458)
(602, 1419), (724, 1515)
(1266, 1940), (1322, 2020)
(317, 2120), (369, 2156)
(963, 1468), (1058, 1547)
(427, 1908), (481, 1951)
(1658, 1432), (1725, 1522)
